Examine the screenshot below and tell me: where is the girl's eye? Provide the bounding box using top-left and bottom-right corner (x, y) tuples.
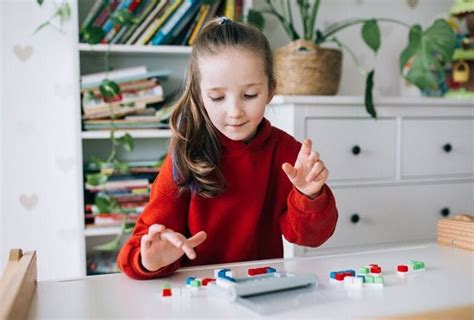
(210, 96), (224, 102)
(244, 94), (258, 99)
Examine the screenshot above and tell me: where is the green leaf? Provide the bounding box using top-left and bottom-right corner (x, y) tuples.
(58, 3), (71, 21)
(95, 193), (120, 213)
(117, 133), (134, 152)
(99, 79), (121, 101)
(247, 9), (265, 30)
(400, 19), (455, 90)
(86, 173), (108, 186)
(80, 26), (105, 44)
(113, 159), (130, 174)
(111, 9), (135, 26)
(361, 19), (381, 54)
(400, 25), (422, 72)
(364, 70), (377, 119)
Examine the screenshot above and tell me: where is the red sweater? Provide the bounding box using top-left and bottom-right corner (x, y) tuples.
(117, 118), (338, 280)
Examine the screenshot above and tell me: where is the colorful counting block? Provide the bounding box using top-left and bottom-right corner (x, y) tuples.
(201, 278), (216, 286)
(397, 260), (426, 276)
(190, 279), (201, 288)
(248, 267), (275, 276)
(162, 288), (172, 297)
(358, 266), (369, 275)
(185, 277), (196, 286)
(330, 270), (356, 282)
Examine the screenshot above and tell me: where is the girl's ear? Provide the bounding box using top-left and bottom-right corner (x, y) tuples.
(266, 80), (277, 104)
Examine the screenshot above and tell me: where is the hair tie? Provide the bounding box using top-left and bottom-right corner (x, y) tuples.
(218, 16), (231, 25)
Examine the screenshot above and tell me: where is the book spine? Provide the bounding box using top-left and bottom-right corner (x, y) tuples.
(102, 0), (133, 34)
(81, 66), (148, 87)
(126, 0), (168, 45)
(80, 0), (105, 30)
(136, 0), (183, 45)
(150, 0), (196, 45)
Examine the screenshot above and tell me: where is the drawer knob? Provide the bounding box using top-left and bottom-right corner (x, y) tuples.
(440, 207), (450, 217)
(351, 145), (361, 155)
(350, 214), (360, 224)
(443, 143), (452, 153)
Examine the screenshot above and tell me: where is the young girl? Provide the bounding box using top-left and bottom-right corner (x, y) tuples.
(117, 17), (338, 280)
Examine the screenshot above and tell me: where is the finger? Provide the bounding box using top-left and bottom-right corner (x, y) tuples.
(305, 151), (320, 169)
(179, 241), (197, 260)
(160, 230), (184, 249)
(295, 139), (313, 165)
(317, 167), (329, 182)
(282, 162), (297, 180)
(187, 231), (207, 248)
(141, 234), (153, 249)
(306, 160), (325, 182)
(148, 224), (166, 236)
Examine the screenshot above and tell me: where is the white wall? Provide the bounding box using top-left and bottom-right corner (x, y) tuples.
(0, 0), (84, 280)
(0, 0), (5, 274)
(255, 0), (454, 97)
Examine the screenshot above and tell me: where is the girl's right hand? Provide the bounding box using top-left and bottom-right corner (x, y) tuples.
(140, 224), (207, 272)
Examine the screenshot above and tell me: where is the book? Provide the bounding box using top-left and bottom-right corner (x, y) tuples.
(125, 0), (169, 45)
(102, 0), (133, 34)
(80, 0), (106, 31)
(102, 0), (143, 44)
(81, 65), (147, 88)
(179, 4), (210, 46)
(85, 178), (150, 191)
(188, 0), (221, 45)
(136, 0), (183, 45)
(151, 0), (201, 45)
(81, 69), (170, 90)
(170, 7), (199, 46)
(83, 85), (163, 111)
(187, 3), (209, 45)
(82, 102), (148, 120)
(81, 78), (159, 95)
(92, 0), (121, 28)
(112, 0), (156, 44)
(223, 0), (235, 20)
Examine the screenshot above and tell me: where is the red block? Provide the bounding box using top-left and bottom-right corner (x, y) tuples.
(370, 266), (381, 274)
(397, 265), (408, 272)
(369, 264), (379, 267)
(248, 268), (258, 276)
(162, 288), (172, 297)
(335, 273), (345, 281)
(202, 278), (216, 286)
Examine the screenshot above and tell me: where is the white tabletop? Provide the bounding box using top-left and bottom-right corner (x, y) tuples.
(28, 242), (474, 319)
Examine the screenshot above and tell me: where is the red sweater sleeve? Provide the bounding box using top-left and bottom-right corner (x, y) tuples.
(117, 155), (189, 280)
(279, 184), (338, 247)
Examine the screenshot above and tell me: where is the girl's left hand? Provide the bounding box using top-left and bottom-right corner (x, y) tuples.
(282, 139), (328, 199)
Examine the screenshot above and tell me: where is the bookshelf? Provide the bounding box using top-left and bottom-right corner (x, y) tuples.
(77, 0), (201, 274)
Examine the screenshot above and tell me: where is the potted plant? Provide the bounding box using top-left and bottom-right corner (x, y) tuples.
(247, 0), (456, 118)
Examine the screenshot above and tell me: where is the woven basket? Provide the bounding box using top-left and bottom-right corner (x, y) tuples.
(273, 39), (342, 95)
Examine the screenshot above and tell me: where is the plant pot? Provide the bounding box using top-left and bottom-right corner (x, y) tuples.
(273, 39), (342, 95)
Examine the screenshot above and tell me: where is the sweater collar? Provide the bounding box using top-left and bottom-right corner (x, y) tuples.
(217, 118), (272, 151)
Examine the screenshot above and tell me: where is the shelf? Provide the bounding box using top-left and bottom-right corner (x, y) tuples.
(85, 226), (121, 237)
(81, 129), (172, 139)
(78, 43), (192, 55)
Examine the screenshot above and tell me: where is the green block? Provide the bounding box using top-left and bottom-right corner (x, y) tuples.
(374, 276), (384, 284)
(419, 262), (425, 269)
(358, 267), (369, 274)
(365, 275), (374, 283)
(191, 279), (201, 287)
(162, 282), (171, 289)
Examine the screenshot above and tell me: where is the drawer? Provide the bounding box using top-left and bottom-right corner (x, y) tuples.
(305, 182), (474, 253)
(401, 118), (474, 177)
(305, 118), (396, 181)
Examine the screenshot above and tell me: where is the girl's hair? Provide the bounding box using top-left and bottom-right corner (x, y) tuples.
(169, 17), (274, 198)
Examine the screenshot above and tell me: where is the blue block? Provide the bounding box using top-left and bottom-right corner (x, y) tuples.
(330, 271), (337, 279)
(186, 277), (196, 285)
(266, 267), (276, 273)
(217, 268), (231, 278)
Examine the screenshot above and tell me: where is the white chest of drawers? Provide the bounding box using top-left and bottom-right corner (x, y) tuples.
(265, 96), (474, 257)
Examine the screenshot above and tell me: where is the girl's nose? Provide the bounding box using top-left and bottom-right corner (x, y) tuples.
(227, 99), (244, 118)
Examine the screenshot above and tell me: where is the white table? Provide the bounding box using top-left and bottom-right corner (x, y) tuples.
(28, 242), (474, 318)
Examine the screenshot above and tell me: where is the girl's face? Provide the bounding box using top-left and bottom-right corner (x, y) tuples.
(198, 48), (273, 142)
